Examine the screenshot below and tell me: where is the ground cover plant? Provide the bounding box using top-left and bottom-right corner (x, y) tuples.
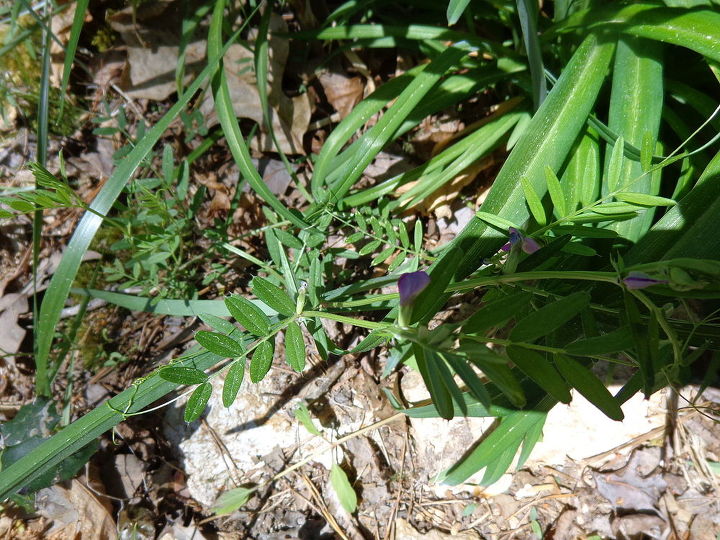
(1, 0), (720, 535)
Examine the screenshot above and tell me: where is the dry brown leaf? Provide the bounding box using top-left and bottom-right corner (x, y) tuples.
(0, 293), (28, 355)
(319, 72), (365, 119)
(36, 480), (116, 540)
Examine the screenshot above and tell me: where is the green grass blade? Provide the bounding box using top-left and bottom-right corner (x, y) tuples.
(208, 0), (308, 229)
(0, 348), (222, 500)
(33, 0), (53, 394)
(553, 4), (720, 63)
(324, 45), (469, 205)
(516, 0), (547, 110)
(35, 22), (250, 395)
(58, 0), (89, 119)
(447, 0), (472, 25)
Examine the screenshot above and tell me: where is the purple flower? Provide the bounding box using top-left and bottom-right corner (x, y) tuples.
(501, 227), (540, 254)
(398, 271), (431, 306)
(623, 272), (668, 290)
(521, 237), (540, 254)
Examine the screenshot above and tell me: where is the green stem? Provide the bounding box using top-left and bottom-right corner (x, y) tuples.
(327, 270), (618, 308)
(301, 310), (389, 330)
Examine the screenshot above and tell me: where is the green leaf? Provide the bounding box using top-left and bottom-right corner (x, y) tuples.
(371, 246), (396, 266)
(195, 331), (245, 358)
(462, 344), (526, 408)
(474, 211), (519, 232)
(359, 239), (382, 256)
(521, 176), (546, 226)
(198, 313), (238, 335)
(510, 292), (590, 343)
(222, 360), (245, 407)
(225, 295), (271, 336)
(184, 383), (213, 422)
(606, 135), (625, 192)
(413, 344), (453, 420)
(285, 322), (306, 372)
(294, 402), (321, 436)
(555, 354), (624, 421)
(506, 346), (572, 404)
(447, 0), (471, 25)
(250, 340), (275, 383)
(544, 166), (566, 218)
(441, 398), (554, 485)
(565, 327), (634, 356)
(159, 366), (208, 386)
(442, 353), (491, 409)
(212, 486), (255, 515)
(414, 219), (423, 252)
(330, 464), (358, 513)
(462, 292), (533, 335)
(252, 276), (296, 316)
(208, 0), (308, 229)
(615, 192), (675, 207)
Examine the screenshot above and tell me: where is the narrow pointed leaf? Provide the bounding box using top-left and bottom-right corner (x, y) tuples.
(294, 402), (321, 436)
(555, 354), (624, 421)
(159, 366), (208, 386)
(222, 360), (245, 407)
(565, 327), (634, 356)
(413, 344), (453, 420)
(285, 322), (306, 372)
(250, 340), (275, 383)
(252, 276), (296, 316)
(510, 292), (590, 343)
(544, 166), (566, 218)
(212, 486), (255, 515)
(521, 176), (546, 225)
(195, 330), (245, 358)
(506, 346), (572, 403)
(615, 192), (675, 207)
(184, 383), (213, 422)
(330, 464), (357, 513)
(225, 295), (271, 336)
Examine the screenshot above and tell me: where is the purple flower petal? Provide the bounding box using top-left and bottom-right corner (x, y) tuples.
(623, 271), (668, 290)
(521, 237), (540, 254)
(508, 227), (522, 245)
(500, 242), (512, 252)
(398, 271), (431, 306)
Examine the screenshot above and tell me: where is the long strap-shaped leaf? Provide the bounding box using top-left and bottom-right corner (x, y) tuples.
(554, 4), (720, 63)
(602, 36), (664, 242)
(0, 348), (223, 500)
(34, 23), (249, 396)
(321, 45), (469, 205)
(429, 33), (615, 285)
(208, 0), (308, 230)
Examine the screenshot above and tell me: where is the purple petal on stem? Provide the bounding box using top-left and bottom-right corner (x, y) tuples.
(508, 227), (522, 245)
(623, 271), (668, 290)
(501, 242), (512, 252)
(521, 237), (540, 254)
(398, 271), (431, 306)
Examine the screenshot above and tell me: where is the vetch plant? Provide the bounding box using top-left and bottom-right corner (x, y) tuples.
(2, 0), (720, 523)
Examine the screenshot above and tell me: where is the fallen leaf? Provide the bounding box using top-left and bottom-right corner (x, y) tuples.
(319, 72), (365, 119)
(36, 480), (116, 540)
(0, 293), (28, 355)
